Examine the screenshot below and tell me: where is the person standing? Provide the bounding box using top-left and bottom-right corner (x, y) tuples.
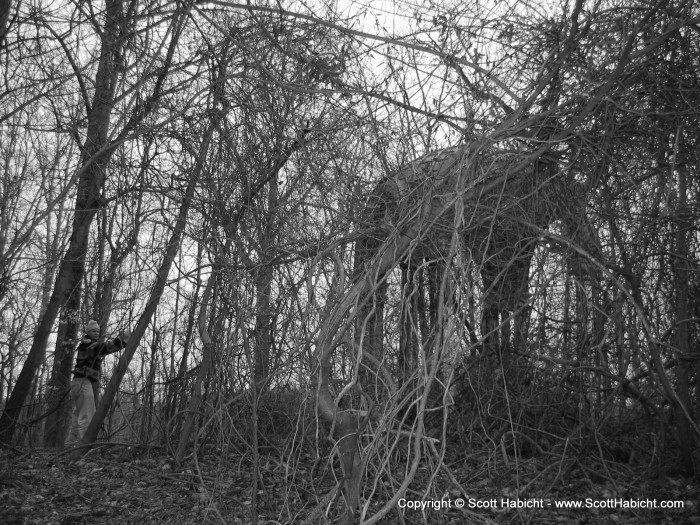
(67, 319), (129, 444)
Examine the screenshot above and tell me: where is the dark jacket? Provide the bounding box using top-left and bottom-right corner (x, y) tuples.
(72, 335), (126, 382)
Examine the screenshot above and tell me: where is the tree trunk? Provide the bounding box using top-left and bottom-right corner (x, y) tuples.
(672, 165), (695, 476)
(164, 253), (203, 449)
(253, 173), (278, 390)
(398, 263), (418, 385)
(253, 263), (273, 388)
(43, 285), (81, 449)
(0, 0), (123, 444)
(0, 0), (11, 52)
(141, 327), (159, 443)
(175, 272), (215, 464)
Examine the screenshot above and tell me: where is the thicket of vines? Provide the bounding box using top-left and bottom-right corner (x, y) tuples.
(0, 0), (698, 522)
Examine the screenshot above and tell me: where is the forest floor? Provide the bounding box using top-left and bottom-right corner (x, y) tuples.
(1, 444), (699, 525)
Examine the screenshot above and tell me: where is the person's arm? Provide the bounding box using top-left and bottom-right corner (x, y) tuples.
(97, 331), (129, 356)
(93, 341), (119, 356)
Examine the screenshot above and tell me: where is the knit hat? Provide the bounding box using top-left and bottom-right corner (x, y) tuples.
(86, 320), (100, 334)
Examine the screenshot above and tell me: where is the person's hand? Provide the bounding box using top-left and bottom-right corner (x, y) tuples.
(120, 329), (131, 344)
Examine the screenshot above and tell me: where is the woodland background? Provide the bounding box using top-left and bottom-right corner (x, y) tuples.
(0, 0), (699, 523)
